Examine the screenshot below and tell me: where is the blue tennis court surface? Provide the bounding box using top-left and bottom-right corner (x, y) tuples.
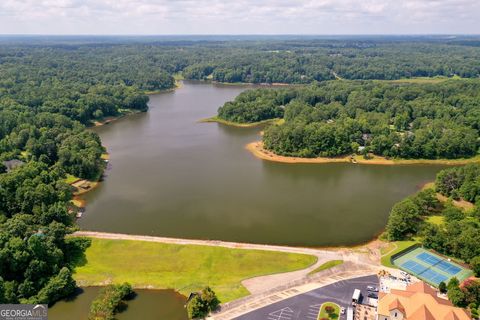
(416, 252), (461, 275)
(392, 246), (473, 287)
(417, 252), (441, 265)
(402, 261), (427, 275)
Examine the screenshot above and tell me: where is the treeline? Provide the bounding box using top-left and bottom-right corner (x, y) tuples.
(3, 39), (480, 89)
(182, 42), (480, 83)
(218, 80), (480, 160)
(385, 164), (480, 266)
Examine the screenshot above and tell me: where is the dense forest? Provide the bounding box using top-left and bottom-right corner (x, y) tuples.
(1, 36), (480, 305)
(219, 80), (480, 159)
(0, 40), (152, 304)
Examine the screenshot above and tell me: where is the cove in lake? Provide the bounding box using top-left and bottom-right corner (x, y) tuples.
(79, 81), (444, 247)
(48, 288), (188, 320)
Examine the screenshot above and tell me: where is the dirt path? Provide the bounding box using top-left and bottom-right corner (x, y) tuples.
(73, 231), (337, 255)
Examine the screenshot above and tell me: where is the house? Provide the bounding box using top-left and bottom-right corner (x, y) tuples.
(377, 281), (470, 320)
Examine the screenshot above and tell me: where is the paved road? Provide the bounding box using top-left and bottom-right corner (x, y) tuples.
(234, 275), (378, 320)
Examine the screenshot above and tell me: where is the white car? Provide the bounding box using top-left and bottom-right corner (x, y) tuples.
(341, 307), (346, 315)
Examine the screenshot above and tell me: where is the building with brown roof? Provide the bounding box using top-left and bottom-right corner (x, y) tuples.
(377, 281), (470, 320)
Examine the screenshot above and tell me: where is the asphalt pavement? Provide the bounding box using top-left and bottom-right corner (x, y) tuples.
(234, 274), (378, 320)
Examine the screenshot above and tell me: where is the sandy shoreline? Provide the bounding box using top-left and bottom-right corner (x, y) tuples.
(199, 116), (282, 128)
(246, 141), (480, 166)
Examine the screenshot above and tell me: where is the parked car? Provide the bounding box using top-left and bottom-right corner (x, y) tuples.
(367, 286), (378, 292)
(368, 292), (378, 299)
(341, 307), (346, 315)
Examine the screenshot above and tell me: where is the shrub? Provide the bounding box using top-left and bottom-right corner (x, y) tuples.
(88, 283), (133, 320)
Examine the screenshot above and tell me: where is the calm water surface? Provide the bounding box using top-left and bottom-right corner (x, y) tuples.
(49, 288), (188, 320)
(79, 81), (443, 246)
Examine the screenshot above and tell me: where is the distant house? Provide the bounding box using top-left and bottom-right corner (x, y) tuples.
(377, 281), (470, 320)
(3, 159), (25, 172)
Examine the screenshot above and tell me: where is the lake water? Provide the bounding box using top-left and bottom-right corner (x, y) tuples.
(79, 81), (443, 246)
(48, 288), (188, 320)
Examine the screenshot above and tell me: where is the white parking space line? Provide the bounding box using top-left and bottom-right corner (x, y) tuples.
(267, 307), (294, 320)
(305, 303), (321, 320)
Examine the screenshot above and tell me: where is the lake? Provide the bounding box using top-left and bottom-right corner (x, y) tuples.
(49, 288), (188, 320)
(79, 81), (443, 246)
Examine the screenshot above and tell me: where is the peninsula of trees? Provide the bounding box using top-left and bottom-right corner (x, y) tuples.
(218, 80), (480, 160)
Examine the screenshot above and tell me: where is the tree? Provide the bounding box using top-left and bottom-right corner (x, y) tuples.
(27, 267), (76, 304)
(443, 204), (464, 222)
(439, 281), (447, 294)
(471, 256), (480, 277)
(386, 198), (421, 240)
(448, 278), (460, 291)
(186, 287), (220, 319)
(89, 283), (133, 320)
(448, 287), (467, 307)
(186, 295), (205, 319)
(412, 189), (439, 214)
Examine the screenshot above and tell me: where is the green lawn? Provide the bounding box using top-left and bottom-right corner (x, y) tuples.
(426, 215), (445, 226)
(318, 302), (340, 320)
(74, 238), (317, 302)
(308, 260), (343, 276)
(64, 174), (80, 184)
(380, 241), (418, 268)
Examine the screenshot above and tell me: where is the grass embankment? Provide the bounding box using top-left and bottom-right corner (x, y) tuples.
(380, 241), (419, 268)
(74, 238), (317, 302)
(200, 116), (284, 128)
(318, 302), (340, 320)
(247, 141), (480, 166)
(308, 260), (344, 276)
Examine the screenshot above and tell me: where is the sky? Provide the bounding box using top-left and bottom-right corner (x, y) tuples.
(0, 0), (479, 35)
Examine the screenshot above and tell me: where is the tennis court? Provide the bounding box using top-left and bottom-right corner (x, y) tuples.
(392, 246), (473, 287)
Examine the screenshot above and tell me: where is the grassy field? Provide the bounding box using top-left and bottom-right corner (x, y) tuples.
(308, 260), (343, 276)
(380, 241), (418, 268)
(318, 302), (340, 320)
(199, 116), (283, 128)
(74, 238), (317, 302)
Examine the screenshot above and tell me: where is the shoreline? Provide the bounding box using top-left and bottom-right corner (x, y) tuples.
(246, 141), (480, 166)
(199, 116), (283, 128)
(90, 109), (144, 127)
(72, 230), (386, 253)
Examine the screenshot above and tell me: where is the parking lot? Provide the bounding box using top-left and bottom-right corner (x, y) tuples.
(234, 275), (379, 320)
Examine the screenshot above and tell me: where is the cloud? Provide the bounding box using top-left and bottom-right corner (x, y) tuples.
(0, 0), (479, 34)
